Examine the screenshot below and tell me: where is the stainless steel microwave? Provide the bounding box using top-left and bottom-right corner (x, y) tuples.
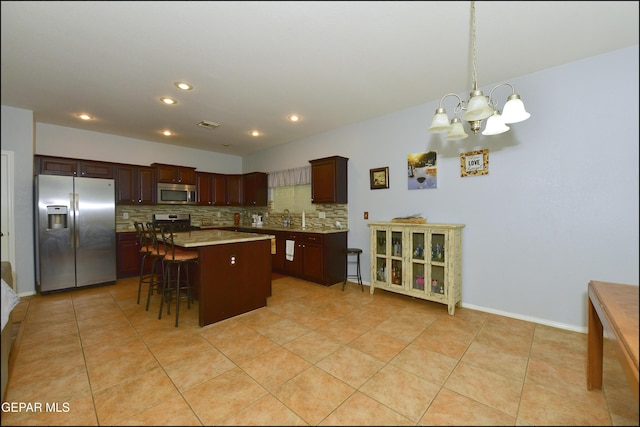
(157, 182), (197, 205)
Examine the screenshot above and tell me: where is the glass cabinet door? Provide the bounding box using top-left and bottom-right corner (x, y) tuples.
(373, 229), (387, 283)
(390, 229), (403, 287)
(410, 230), (427, 292)
(429, 232), (447, 295)
(371, 226), (404, 288)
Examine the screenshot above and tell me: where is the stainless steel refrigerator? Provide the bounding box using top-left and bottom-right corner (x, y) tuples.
(35, 175), (116, 293)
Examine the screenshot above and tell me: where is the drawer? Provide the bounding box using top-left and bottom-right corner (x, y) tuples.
(298, 233), (323, 245)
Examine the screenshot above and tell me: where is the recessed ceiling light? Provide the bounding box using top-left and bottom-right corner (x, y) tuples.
(161, 130), (173, 136)
(250, 130), (262, 137)
(76, 113), (94, 120)
(287, 114), (302, 122)
(160, 97), (177, 105)
(174, 82), (192, 91)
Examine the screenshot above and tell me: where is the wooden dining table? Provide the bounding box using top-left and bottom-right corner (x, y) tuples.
(587, 280), (639, 401)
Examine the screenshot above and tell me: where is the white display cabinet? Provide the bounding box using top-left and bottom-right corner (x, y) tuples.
(368, 222), (464, 315)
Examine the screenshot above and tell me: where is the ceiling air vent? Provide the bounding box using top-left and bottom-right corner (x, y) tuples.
(196, 120), (221, 130)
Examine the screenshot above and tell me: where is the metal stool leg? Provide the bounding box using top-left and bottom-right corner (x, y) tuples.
(356, 252), (364, 292)
(136, 251), (149, 304)
(342, 251), (351, 291)
(145, 256), (163, 311)
(342, 262), (348, 292)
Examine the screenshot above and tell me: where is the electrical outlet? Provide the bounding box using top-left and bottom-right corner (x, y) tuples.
(364, 211), (368, 219)
(123, 212), (129, 219)
(217, 212), (221, 218)
(318, 212), (326, 219)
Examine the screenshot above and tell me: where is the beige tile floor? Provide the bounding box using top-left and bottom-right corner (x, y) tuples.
(2, 276), (638, 426)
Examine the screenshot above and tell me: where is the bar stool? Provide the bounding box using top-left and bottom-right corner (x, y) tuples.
(343, 248), (364, 292)
(144, 222), (165, 311)
(134, 221), (153, 304)
(158, 225), (199, 327)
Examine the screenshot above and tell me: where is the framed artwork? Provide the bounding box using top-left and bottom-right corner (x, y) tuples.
(408, 151), (437, 189)
(460, 149), (489, 177)
(370, 167), (389, 189)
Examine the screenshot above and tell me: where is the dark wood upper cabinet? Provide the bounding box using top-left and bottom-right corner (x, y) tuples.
(115, 164), (156, 205)
(35, 156), (76, 176)
(197, 172), (232, 206)
(35, 155), (113, 178)
(226, 174), (242, 206)
(152, 163), (196, 185)
(138, 166), (156, 204)
(212, 174), (228, 205)
(242, 172), (268, 206)
(34, 156), (272, 208)
(309, 156), (348, 204)
(196, 172), (213, 206)
(79, 160), (114, 178)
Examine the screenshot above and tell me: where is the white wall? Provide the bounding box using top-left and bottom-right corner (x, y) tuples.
(243, 46), (640, 331)
(35, 124), (243, 174)
(1, 106), (35, 295)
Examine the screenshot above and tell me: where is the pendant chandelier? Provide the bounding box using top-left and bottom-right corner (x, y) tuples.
(428, 1), (530, 140)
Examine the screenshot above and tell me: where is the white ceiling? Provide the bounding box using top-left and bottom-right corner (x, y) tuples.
(2, 1), (638, 157)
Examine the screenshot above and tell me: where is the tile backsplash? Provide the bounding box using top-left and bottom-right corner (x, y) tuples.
(116, 202), (348, 232)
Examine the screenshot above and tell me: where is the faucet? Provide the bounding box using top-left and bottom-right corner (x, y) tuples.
(283, 209), (291, 227)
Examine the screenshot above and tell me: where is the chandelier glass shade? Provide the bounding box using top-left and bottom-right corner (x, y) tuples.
(428, 1), (530, 141)
(444, 117), (469, 140)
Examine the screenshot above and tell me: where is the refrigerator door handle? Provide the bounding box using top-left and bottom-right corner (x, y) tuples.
(74, 193), (80, 247)
(70, 193), (74, 246)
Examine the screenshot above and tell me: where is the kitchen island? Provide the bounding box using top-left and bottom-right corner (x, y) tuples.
(171, 229), (275, 327)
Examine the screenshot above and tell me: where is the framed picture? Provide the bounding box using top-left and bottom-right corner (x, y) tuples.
(408, 151), (437, 189)
(370, 167), (389, 189)
(460, 149), (489, 177)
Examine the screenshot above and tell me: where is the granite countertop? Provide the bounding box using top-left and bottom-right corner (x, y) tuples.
(201, 224), (348, 234)
(171, 229), (275, 248)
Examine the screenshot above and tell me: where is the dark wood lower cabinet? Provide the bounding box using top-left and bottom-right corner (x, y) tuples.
(304, 231), (347, 286)
(197, 239), (271, 326)
(230, 228), (347, 286)
(116, 232), (142, 278)
(300, 237), (324, 283)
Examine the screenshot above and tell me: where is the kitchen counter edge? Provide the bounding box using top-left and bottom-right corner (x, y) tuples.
(117, 225), (348, 235)
(201, 225), (349, 234)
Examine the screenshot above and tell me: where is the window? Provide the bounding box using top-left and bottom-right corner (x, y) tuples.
(271, 185), (315, 213)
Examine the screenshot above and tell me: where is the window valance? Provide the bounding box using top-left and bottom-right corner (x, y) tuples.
(268, 166), (311, 188)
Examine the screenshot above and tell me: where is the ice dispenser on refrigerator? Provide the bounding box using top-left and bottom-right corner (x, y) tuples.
(46, 205), (68, 230)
